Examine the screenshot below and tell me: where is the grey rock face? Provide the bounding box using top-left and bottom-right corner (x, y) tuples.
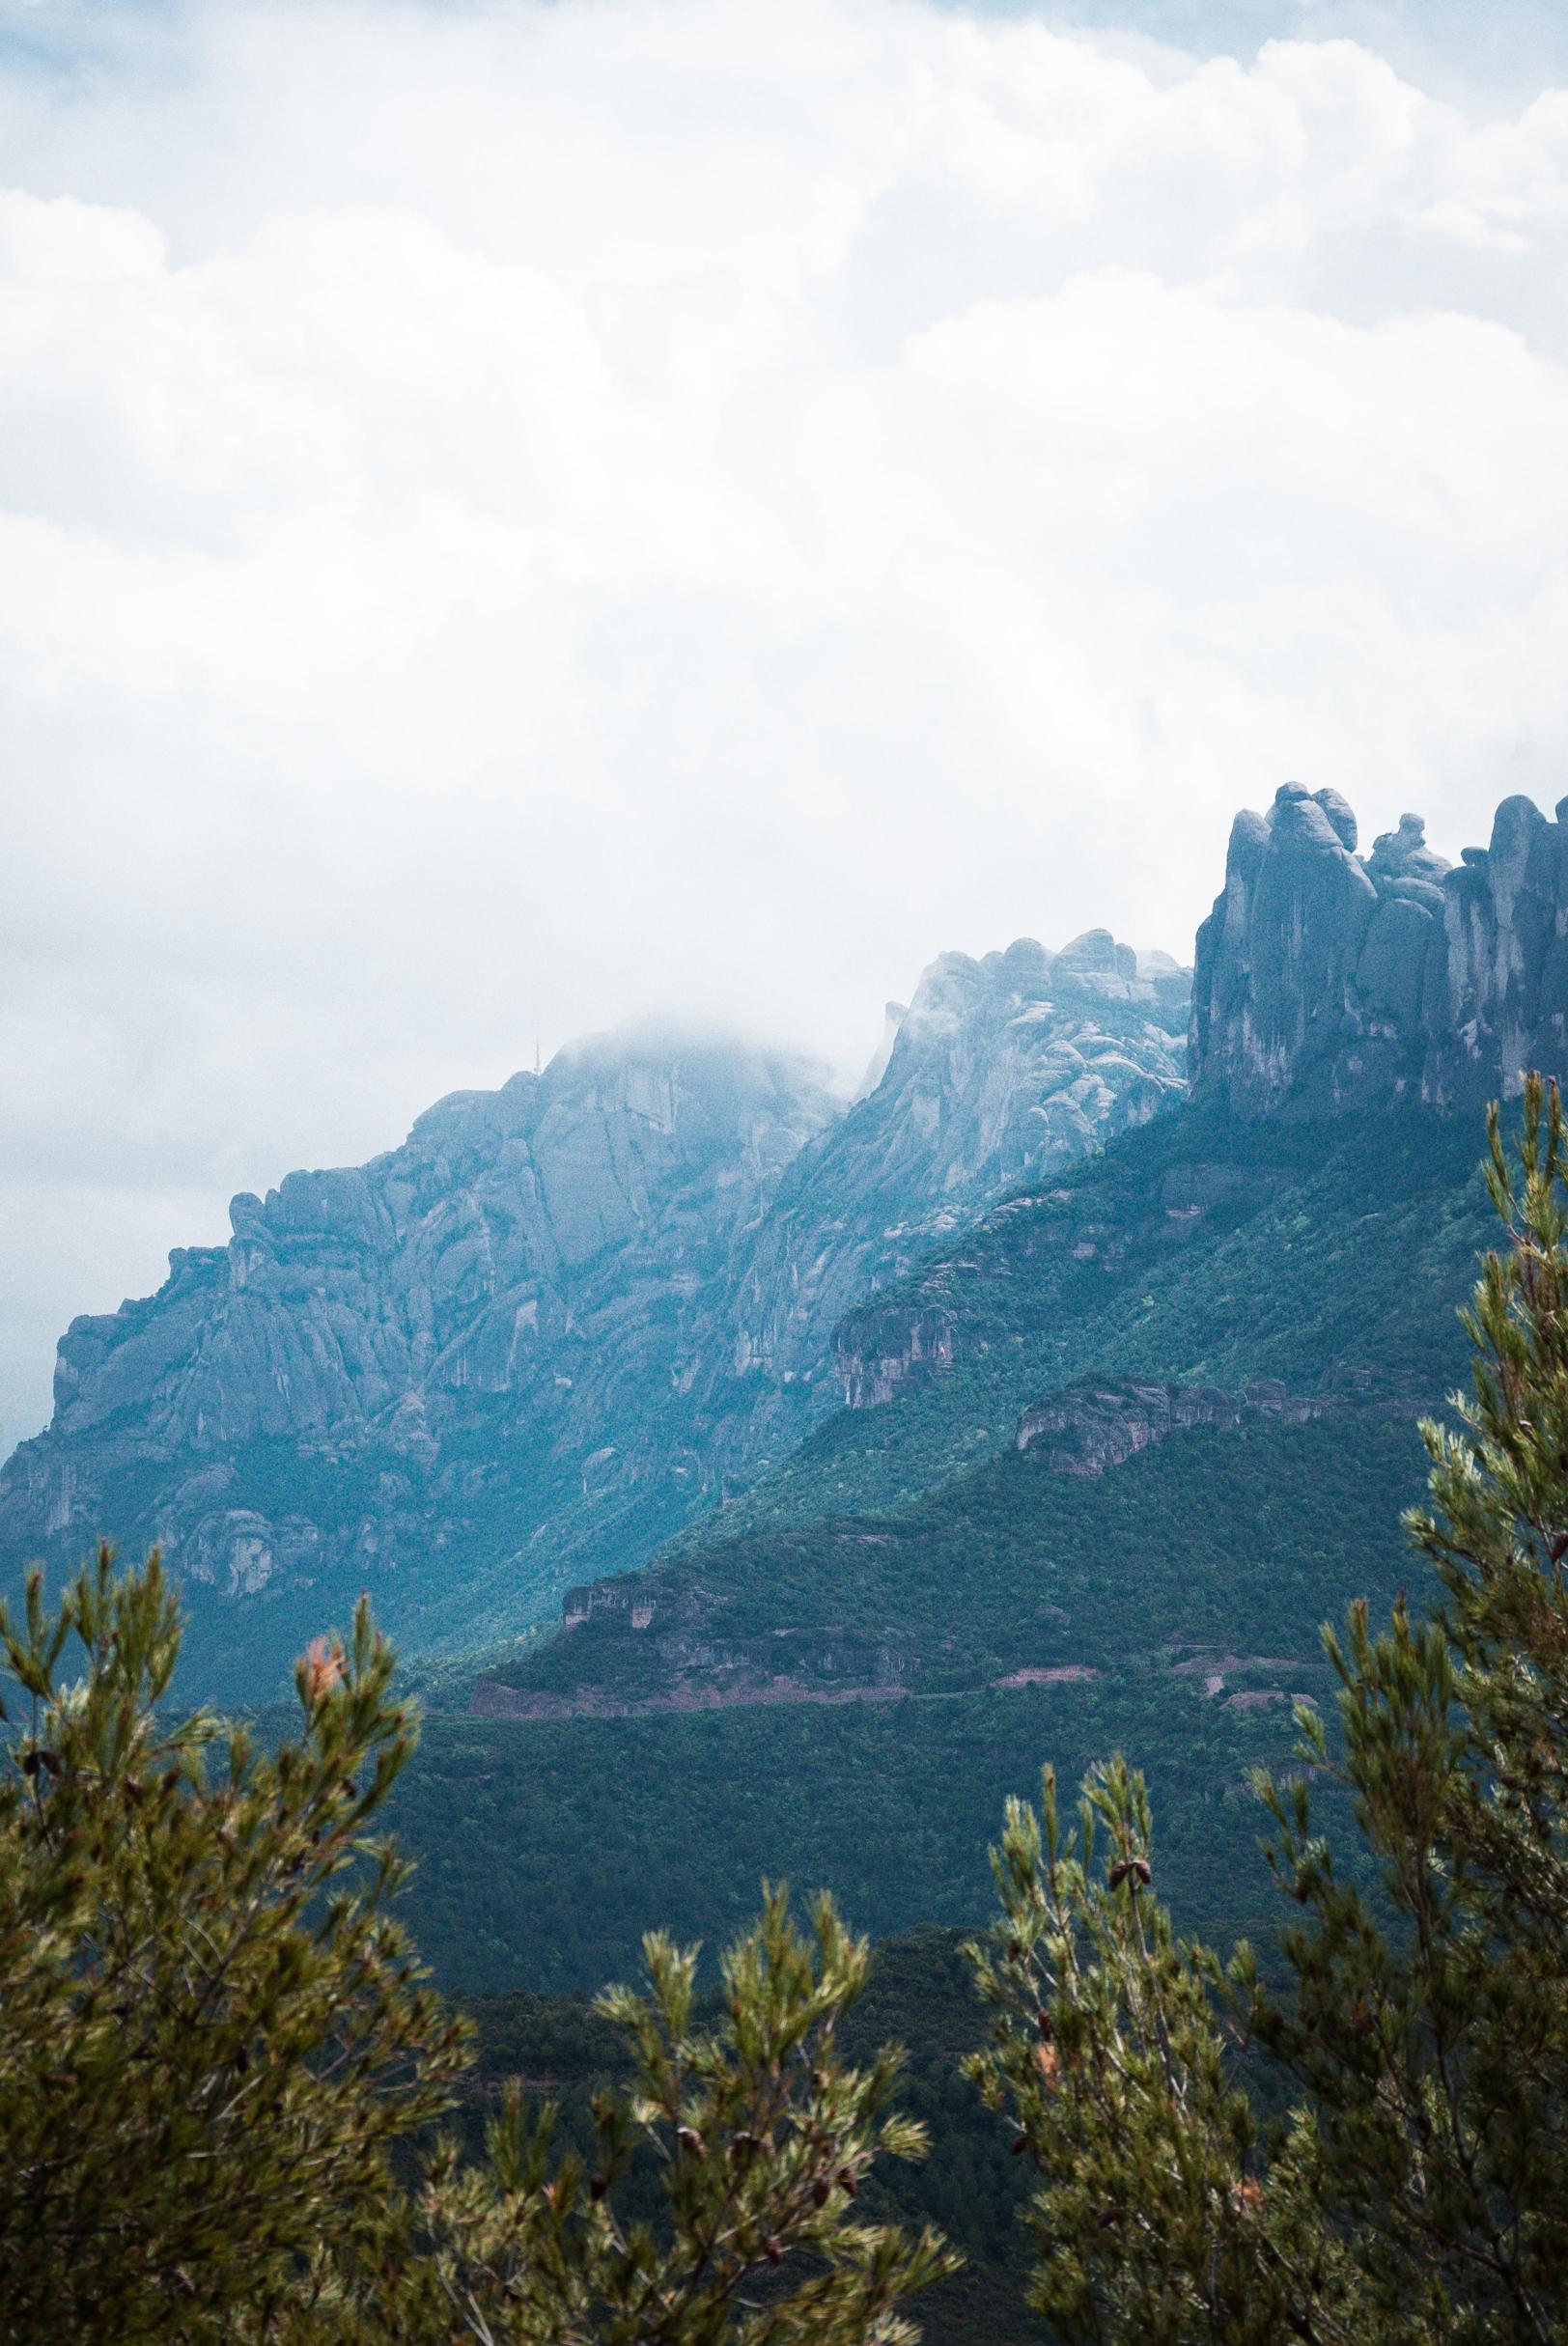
(1, 934), (1190, 1685)
(1368, 812), (1447, 887)
(1190, 784), (1568, 1115)
(1014, 1369), (1409, 1475)
(732, 932), (1189, 1410)
(46, 1037), (833, 1461)
(836, 1307), (959, 1411)
(0, 1035), (840, 1671)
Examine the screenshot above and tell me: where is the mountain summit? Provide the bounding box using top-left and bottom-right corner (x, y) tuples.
(1191, 782), (1568, 1114)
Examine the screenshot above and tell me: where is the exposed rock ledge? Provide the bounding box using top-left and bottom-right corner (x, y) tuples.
(1015, 1369), (1410, 1475)
(836, 1306), (957, 1410)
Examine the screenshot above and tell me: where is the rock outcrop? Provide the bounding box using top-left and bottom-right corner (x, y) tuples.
(1015, 1368), (1410, 1475)
(837, 1306), (959, 1411)
(1190, 784), (1568, 1114)
(0, 930), (1190, 1690)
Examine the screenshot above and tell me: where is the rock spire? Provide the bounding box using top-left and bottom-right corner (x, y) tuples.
(1190, 784), (1568, 1114)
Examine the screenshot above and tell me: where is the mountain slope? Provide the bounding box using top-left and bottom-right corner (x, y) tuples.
(0, 932), (1186, 1703)
(380, 780), (1558, 1995)
(383, 1111), (1477, 1988)
(463, 1101), (1486, 1724)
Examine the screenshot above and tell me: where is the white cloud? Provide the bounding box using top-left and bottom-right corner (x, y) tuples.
(2, 0), (1568, 1439)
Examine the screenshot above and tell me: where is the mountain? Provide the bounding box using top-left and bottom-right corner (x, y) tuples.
(14, 776), (1554, 2001)
(1190, 779), (1568, 1113)
(723, 929), (1187, 1412)
(0, 931), (1187, 1702)
(383, 783), (1557, 1997)
(460, 1103), (1481, 1729)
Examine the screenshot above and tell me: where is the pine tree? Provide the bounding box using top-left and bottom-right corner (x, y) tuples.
(966, 1755), (1364, 2344)
(967, 1075), (1568, 2345)
(420, 1887), (957, 2344)
(0, 1547), (465, 2342)
(1257, 1074), (1568, 2338)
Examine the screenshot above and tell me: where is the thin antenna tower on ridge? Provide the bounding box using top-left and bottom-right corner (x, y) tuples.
(535, 1032), (542, 1076)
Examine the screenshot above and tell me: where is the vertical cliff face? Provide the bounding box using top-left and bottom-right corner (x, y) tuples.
(1190, 784), (1568, 1115)
(0, 928), (1190, 1693)
(42, 1039), (835, 1463)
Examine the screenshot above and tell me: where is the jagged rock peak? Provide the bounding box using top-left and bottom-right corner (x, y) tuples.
(901, 927), (1188, 1029)
(853, 1001), (910, 1103)
(1190, 784), (1568, 1117)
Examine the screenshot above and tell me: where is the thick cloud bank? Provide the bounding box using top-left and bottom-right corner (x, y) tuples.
(2, 0), (1567, 1438)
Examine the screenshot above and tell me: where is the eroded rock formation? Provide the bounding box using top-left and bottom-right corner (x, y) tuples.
(1190, 784), (1568, 1114)
(744, 931), (1189, 1408)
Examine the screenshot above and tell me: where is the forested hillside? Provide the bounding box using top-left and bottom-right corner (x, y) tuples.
(389, 1102), (1481, 1997)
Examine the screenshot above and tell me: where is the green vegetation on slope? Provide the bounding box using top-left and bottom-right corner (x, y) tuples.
(710, 1103), (1489, 1541)
(391, 1676), (1336, 1997)
(14, 1087), (1566, 2346)
(498, 1413), (1429, 1707)
(388, 1104), (1486, 2039)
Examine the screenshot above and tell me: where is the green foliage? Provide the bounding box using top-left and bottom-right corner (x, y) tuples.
(15, 1088), (1568, 2343)
(458, 1930), (1037, 2346)
(439, 1107), (1473, 2018)
(701, 1104), (1487, 1547)
(391, 1403), (1414, 2009)
(391, 1680), (1312, 1997)
(422, 1889), (957, 2346)
(967, 1078), (1568, 2345)
(0, 1551), (950, 2343)
(967, 1757), (1360, 2343)
(1251, 1075), (1568, 2338)
(0, 1544), (466, 2342)
(507, 1414), (1426, 1708)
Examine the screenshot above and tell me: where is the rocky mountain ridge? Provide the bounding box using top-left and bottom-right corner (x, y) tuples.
(830, 784), (1568, 1422)
(1190, 783), (1568, 1114)
(13, 776), (1546, 1706)
(0, 927), (1188, 1699)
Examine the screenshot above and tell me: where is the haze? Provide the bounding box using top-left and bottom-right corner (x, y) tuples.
(3, 0), (1568, 1442)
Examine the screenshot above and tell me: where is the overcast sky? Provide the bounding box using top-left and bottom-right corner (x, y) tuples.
(2, 0), (1567, 1445)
